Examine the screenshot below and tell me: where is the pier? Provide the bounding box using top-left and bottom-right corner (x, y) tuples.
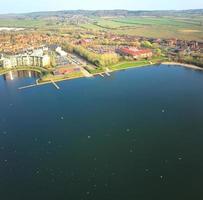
(98, 72), (111, 77)
(18, 80), (60, 90)
(99, 73), (104, 77)
(18, 84), (38, 90)
(51, 80), (60, 90)
(18, 68), (112, 91)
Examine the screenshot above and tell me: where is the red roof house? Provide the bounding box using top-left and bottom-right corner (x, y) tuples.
(117, 47), (153, 59)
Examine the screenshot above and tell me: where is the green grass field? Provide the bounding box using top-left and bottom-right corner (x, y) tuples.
(109, 61), (150, 71)
(0, 15), (202, 40)
(84, 16), (203, 40)
(109, 57), (167, 71)
(0, 19), (49, 28)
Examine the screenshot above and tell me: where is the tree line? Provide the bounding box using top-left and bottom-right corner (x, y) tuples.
(62, 43), (119, 67)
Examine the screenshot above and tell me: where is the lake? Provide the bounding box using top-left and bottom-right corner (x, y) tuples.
(1, 65), (203, 200)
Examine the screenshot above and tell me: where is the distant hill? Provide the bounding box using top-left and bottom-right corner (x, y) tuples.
(0, 9), (203, 19)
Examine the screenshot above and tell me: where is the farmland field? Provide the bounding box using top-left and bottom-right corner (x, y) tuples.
(83, 16), (203, 40)
(0, 19), (49, 28)
(0, 14), (203, 40)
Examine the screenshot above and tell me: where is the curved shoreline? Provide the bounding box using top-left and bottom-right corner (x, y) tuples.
(1, 62), (203, 88)
(162, 62), (203, 71)
(0, 66), (48, 76)
(39, 62), (203, 85)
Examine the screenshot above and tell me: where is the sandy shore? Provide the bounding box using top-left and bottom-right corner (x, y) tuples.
(162, 62), (203, 71)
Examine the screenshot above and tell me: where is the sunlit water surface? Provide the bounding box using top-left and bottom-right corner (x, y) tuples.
(1, 66), (203, 200)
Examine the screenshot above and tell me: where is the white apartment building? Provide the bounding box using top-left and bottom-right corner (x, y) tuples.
(55, 47), (68, 57)
(0, 47), (51, 69)
(1, 55), (50, 68)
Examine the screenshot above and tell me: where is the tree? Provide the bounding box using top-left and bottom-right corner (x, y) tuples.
(62, 43), (74, 53)
(152, 43), (160, 49)
(141, 41), (153, 48)
(155, 48), (162, 56)
(73, 45), (119, 67)
(49, 52), (57, 68)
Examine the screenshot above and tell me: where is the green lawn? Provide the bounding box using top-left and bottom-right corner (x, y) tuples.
(109, 60), (151, 71)
(40, 71), (84, 83)
(109, 57), (167, 71)
(87, 67), (105, 74)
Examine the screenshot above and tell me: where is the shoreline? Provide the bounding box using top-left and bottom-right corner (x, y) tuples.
(0, 66), (47, 76)
(40, 62), (157, 84)
(30, 61), (203, 86)
(1, 61), (203, 88)
(109, 62), (154, 72)
(161, 62), (203, 71)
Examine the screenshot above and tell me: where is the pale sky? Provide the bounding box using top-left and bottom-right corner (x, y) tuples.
(0, 0), (202, 14)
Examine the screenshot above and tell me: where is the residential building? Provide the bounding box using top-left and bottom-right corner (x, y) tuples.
(55, 47), (67, 57)
(116, 47), (153, 59)
(1, 54), (50, 68)
(41, 55), (50, 67)
(2, 58), (12, 69)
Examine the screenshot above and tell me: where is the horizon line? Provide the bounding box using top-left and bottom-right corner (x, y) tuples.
(1, 8), (203, 15)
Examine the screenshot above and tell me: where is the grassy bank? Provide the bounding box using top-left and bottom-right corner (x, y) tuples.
(39, 71), (84, 83)
(0, 57), (168, 85)
(86, 67), (105, 74)
(109, 60), (151, 71)
(109, 57), (168, 71)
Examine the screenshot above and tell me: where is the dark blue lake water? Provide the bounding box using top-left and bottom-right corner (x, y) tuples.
(1, 65), (203, 200)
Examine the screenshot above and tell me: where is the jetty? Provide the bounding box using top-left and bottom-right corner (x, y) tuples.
(18, 84), (38, 90)
(99, 73), (104, 77)
(18, 80), (60, 90)
(51, 80), (60, 90)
